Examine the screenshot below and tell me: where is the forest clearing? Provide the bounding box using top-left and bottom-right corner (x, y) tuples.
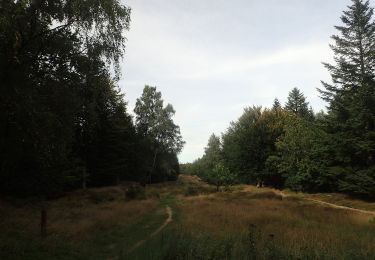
(1, 175), (374, 260)
(2, 0), (375, 259)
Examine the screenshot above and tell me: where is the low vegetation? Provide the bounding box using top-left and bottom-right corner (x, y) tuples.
(1, 175), (374, 259)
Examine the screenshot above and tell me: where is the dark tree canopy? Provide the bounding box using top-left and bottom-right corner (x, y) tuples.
(0, 1), (185, 197)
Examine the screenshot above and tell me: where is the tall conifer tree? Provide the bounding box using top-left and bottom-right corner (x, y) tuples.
(285, 88), (313, 120)
(319, 0), (375, 198)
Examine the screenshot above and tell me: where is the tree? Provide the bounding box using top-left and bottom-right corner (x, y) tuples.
(211, 163), (236, 191)
(284, 87), (313, 120)
(85, 87), (137, 186)
(222, 106), (263, 183)
(319, 0), (375, 199)
(134, 86), (184, 183)
(0, 0), (131, 197)
(221, 107), (290, 185)
(191, 134), (223, 182)
(272, 98), (282, 111)
(0, 0), (132, 238)
(204, 134), (222, 168)
(273, 117), (334, 192)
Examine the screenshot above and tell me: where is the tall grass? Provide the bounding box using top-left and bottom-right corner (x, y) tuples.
(1, 176), (374, 259)
(175, 192), (375, 259)
(129, 224), (375, 260)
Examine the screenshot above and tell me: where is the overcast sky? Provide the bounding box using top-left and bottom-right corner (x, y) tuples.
(119, 0), (374, 163)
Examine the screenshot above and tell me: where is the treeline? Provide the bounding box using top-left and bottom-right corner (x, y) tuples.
(0, 0), (183, 198)
(184, 0), (375, 200)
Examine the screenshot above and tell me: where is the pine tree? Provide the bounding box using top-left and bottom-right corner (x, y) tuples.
(284, 88), (313, 119)
(319, 0), (375, 199)
(320, 0), (375, 101)
(272, 98), (282, 111)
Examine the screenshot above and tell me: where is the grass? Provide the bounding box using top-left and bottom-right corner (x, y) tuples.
(176, 192), (375, 259)
(1, 175), (375, 259)
(0, 185), (161, 260)
(301, 192), (375, 212)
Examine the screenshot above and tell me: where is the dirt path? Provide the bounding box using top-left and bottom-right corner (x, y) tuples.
(280, 192), (375, 216)
(305, 198), (375, 216)
(128, 206), (173, 253)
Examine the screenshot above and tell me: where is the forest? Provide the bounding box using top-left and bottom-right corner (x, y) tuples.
(0, 0), (184, 198)
(2, 0), (374, 201)
(182, 0), (375, 200)
(1, 0), (375, 259)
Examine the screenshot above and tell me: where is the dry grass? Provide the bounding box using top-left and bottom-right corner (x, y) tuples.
(177, 186), (375, 256)
(2, 176), (375, 259)
(0, 186), (157, 240)
(301, 192), (375, 212)
(145, 174), (215, 200)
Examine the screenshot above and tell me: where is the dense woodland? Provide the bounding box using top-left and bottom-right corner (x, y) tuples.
(183, 0), (375, 200)
(1, 0), (375, 201)
(0, 0), (184, 198)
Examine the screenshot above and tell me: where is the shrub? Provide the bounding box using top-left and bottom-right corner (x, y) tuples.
(125, 184), (145, 200)
(184, 185), (199, 196)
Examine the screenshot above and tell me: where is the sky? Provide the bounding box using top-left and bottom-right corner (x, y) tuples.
(119, 0), (374, 163)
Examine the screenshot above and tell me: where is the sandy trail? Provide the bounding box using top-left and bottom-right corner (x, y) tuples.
(279, 192), (375, 216)
(304, 198), (375, 216)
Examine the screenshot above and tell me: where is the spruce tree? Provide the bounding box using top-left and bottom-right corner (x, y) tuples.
(284, 88), (313, 119)
(319, 0), (375, 199)
(272, 98), (282, 111)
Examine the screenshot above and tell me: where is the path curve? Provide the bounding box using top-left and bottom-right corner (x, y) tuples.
(305, 198), (375, 216)
(280, 192), (375, 216)
(128, 206), (173, 253)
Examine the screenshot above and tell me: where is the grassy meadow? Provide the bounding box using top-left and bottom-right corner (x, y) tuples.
(1, 175), (375, 259)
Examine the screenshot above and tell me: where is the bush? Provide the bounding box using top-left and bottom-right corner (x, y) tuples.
(86, 188), (123, 204)
(184, 185), (199, 196)
(125, 184), (145, 200)
(146, 190), (161, 199)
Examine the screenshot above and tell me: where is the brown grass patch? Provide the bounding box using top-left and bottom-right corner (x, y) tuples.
(178, 189), (375, 254)
(303, 192), (375, 212)
(0, 188), (157, 240)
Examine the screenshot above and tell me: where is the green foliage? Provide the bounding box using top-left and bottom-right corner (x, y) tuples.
(0, 0), (132, 197)
(222, 106), (263, 182)
(187, 0), (375, 200)
(0, 1), (184, 197)
(134, 86), (184, 183)
(338, 166), (375, 199)
(284, 87), (314, 120)
(211, 163), (236, 190)
(274, 117), (333, 192)
(318, 0), (375, 199)
(222, 107), (290, 185)
(272, 98), (282, 111)
(134, 86), (184, 154)
(188, 134), (223, 182)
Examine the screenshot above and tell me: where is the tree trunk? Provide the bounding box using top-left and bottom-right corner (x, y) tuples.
(150, 150), (158, 184)
(116, 174), (120, 185)
(82, 167), (87, 190)
(41, 204), (47, 238)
